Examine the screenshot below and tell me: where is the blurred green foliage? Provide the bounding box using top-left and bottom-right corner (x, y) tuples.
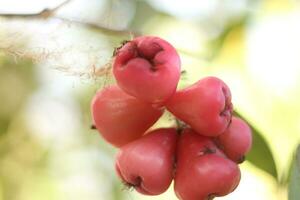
(0, 55), (44, 200)
(0, 56), (36, 135)
(288, 146), (300, 200)
(235, 111), (278, 179)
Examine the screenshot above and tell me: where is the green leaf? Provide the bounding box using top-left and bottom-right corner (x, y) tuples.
(234, 111), (278, 179)
(289, 145), (300, 200)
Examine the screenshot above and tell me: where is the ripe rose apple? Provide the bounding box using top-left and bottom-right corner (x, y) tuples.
(166, 76), (233, 136)
(174, 129), (241, 200)
(115, 128), (177, 195)
(113, 36), (181, 106)
(91, 85), (163, 147)
(216, 116), (252, 163)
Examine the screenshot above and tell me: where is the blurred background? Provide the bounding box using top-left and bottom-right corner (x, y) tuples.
(0, 0), (300, 199)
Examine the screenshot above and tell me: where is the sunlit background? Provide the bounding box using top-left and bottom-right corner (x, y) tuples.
(0, 0), (300, 200)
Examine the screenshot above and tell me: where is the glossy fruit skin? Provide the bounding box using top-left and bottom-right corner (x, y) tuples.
(174, 129), (241, 200)
(113, 36), (181, 106)
(216, 117), (252, 163)
(115, 128), (178, 195)
(166, 76), (233, 136)
(91, 85), (163, 147)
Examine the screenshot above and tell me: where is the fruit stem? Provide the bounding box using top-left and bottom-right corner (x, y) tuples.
(237, 156), (246, 164)
(175, 119), (186, 135)
(207, 194), (216, 200)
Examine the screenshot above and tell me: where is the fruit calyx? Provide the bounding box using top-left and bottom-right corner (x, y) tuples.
(115, 40), (164, 72)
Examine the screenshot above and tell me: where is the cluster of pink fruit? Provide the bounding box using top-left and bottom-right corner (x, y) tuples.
(91, 36), (252, 200)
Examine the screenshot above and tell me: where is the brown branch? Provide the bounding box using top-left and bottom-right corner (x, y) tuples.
(53, 16), (139, 37)
(0, 0), (72, 18)
(0, 0), (139, 37)
(51, 0), (72, 13)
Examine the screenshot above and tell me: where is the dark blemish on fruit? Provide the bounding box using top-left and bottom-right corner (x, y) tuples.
(203, 146), (216, 155)
(198, 146), (216, 156)
(90, 124), (96, 129)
